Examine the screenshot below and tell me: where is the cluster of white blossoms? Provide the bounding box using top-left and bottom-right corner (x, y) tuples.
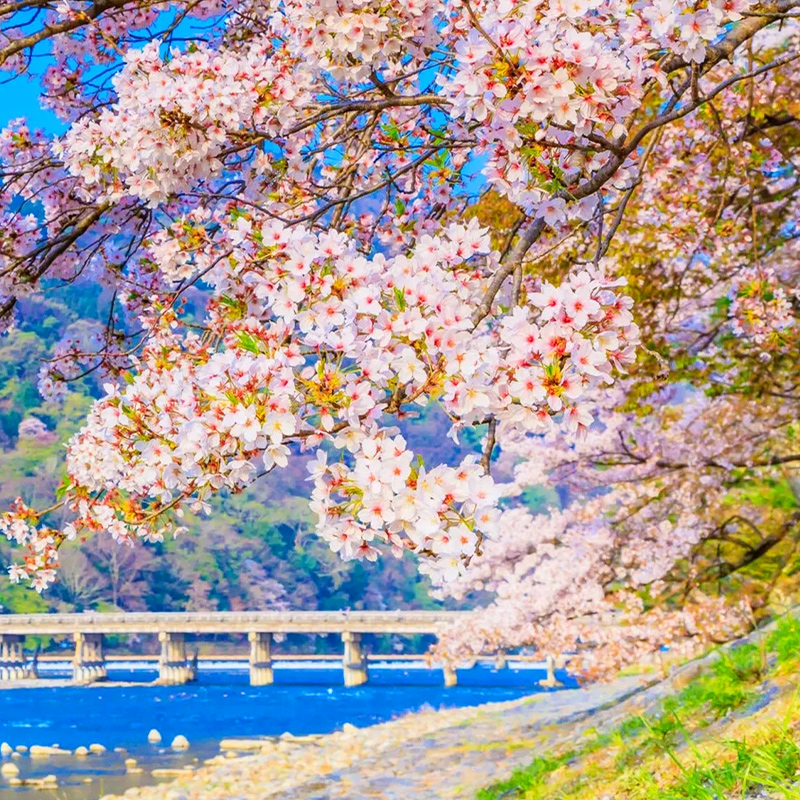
(57, 37), (310, 205)
(729, 266), (797, 347)
(443, 0), (754, 215)
(309, 433), (498, 580)
(274, 0), (442, 79)
(0, 500), (63, 592)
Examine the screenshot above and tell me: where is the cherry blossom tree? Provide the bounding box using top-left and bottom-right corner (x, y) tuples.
(431, 10), (800, 674)
(1, 0), (799, 673)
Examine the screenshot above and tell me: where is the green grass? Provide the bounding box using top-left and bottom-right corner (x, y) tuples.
(477, 611), (800, 800)
(634, 726), (800, 799)
(767, 615), (800, 670)
(663, 644), (764, 721)
(476, 753), (574, 800)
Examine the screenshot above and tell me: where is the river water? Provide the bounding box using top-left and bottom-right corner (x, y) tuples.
(0, 661), (574, 799)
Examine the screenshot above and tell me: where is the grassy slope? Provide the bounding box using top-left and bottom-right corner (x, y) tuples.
(478, 616), (800, 800)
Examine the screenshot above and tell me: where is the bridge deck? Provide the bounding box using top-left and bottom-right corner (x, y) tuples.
(0, 611), (468, 636)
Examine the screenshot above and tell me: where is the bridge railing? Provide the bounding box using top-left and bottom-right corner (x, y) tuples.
(0, 610), (469, 634)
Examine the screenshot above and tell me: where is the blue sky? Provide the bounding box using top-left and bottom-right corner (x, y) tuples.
(0, 70), (64, 132)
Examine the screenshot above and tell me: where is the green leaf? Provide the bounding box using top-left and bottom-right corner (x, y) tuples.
(383, 121), (400, 141)
(236, 331), (260, 354)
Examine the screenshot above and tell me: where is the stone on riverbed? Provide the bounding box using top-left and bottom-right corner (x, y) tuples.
(1, 762), (19, 777)
(151, 768), (193, 777)
(89, 743), (106, 754)
(15, 746), (26, 753)
(147, 729), (162, 744)
(29, 745), (71, 757)
(0, 743), (11, 757)
(170, 735), (189, 750)
(218, 739), (268, 751)
(280, 733), (323, 744)
(125, 758), (138, 768)
(74, 746), (89, 757)
(16, 775), (58, 789)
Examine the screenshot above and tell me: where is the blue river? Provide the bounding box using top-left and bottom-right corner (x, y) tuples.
(0, 662), (575, 799)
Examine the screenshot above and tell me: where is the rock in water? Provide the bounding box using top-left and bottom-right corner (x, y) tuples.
(147, 729), (162, 744)
(0, 743), (11, 757)
(171, 735), (189, 750)
(74, 747), (89, 758)
(88, 743), (106, 754)
(124, 758), (138, 768)
(0, 762), (19, 778)
(29, 745), (71, 757)
(219, 739), (267, 751)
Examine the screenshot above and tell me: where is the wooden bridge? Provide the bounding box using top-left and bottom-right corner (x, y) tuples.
(0, 610), (547, 687)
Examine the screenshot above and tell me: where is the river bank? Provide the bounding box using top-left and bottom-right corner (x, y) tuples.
(92, 675), (651, 800)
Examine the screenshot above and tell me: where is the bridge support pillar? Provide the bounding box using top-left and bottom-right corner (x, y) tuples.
(443, 665), (458, 687)
(342, 632), (368, 687)
(539, 654), (562, 688)
(73, 632), (107, 683)
(494, 650), (508, 670)
(248, 632), (273, 686)
(157, 632), (196, 685)
(0, 635), (34, 681)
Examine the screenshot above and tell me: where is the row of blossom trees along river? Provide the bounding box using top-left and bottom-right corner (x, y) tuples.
(0, 0), (799, 682)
